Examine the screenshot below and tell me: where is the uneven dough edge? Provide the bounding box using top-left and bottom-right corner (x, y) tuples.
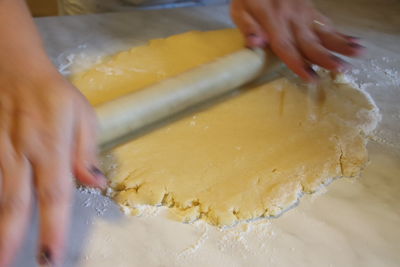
(107, 74), (380, 227)
(72, 29), (380, 227)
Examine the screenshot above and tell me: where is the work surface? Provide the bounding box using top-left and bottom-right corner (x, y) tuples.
(16, 1), (400, 266)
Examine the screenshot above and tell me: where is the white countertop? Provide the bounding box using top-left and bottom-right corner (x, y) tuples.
(15, 1), (400, 266)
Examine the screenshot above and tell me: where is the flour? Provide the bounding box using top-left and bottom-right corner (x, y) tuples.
(77, 186), (114, 217)
(344, 56), (400, 152)
(345, 57), (400, 89)
(63, 37), (393, 267)
(55, 43), (105, 76)
(177, 222), (209, 258)
(78, 180), (276, 262)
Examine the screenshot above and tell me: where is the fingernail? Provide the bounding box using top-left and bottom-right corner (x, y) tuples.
(306, 66), (319, 80)
(247, 34), (266, 48)
(37, 246), (52, 266)
(343, 35), (361, 41)
(90, 166), (104, 179)
(331, 55), (343, 63)
(331, 56), (350, 71)
(348, 42), (365, 49)
(90, 166), (107, 189)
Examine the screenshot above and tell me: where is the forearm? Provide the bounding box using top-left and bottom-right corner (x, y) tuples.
(0, 0), (58, 79)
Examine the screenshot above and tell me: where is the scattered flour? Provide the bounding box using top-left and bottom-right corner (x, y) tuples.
(77, 186), (113, 217)
(344, 56), (400, 151)
(68, 45), (397, 266)
(177, 222), (209, 258)
(55, 44), (105, 76)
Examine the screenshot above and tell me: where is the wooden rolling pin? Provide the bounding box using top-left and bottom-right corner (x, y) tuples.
(96, 48), (276, 147)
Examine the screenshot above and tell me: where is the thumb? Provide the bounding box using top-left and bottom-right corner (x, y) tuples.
(231, 0), (269, 48)
(73, 108), (107, 189)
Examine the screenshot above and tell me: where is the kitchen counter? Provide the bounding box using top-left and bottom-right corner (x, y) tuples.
(15, 0), (400, 266)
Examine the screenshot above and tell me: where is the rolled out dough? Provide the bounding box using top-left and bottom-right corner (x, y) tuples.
(72, 29), (380, 226)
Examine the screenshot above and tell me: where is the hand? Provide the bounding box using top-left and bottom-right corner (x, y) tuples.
(231, 0), (365, 81)
(0, 71), (106, 266)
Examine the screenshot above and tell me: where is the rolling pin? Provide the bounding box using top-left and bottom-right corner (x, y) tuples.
(96, 48), (277, 147)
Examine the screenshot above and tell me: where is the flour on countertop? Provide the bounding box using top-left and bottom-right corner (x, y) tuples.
(344, 56), (400, 151)
(78, 183), (276, 263)
(55, 44), (107, 76)
(177, 222), (209, 258)
(64, 43), (395, 266)
(78, 186), (114, 217)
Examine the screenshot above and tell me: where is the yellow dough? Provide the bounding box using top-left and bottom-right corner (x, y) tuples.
(72, 28), (244, 106)
(72, 29), (380, 226)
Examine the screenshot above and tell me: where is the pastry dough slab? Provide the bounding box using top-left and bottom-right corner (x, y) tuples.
(72, 29), (380, 226)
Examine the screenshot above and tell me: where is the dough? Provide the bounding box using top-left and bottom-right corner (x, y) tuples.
(72, 29), (380, 226)
(72, 28), (243, 106)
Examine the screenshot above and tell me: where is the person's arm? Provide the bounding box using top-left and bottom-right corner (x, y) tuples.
(231, 0), (365, 82)
(0, 1), (106, 266)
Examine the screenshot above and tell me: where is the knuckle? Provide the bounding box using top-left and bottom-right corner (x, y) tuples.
(28, 146), (58, 168)
(13, 107), (34, 121)
(309, 46), (330, 59)
(298, 34), (312, 44)
(37, 184), (70, 206)
(35, 132), (67, 157)
(0, 149), (24, 169)
(0, 197), (28, 215)
(39, 132), (60, 149)
(40, 95), (73, 117)
(36, 178), (72, 206)
(296, 30), (317, 44)
(271, 37), (293, 52)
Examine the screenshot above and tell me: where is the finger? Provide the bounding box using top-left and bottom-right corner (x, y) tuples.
(35, 158), (73, 266)
(244, 0), (287, 44)
(0, 138), (32, 267)
(0, 98), (33, 267)
(268, 28), (317, 81)
(315, 28), (366, 57)
(339, 33), (361, 42)
(311, 12), (366, 57)
(245, 3), (316, 81)
(272, 37), (318, 81)
(231, 0), (268, 48)
(340, 34), (366, 53)
(238, 13), (268, 48)
(73, 108), (106, 189)
(33, 132), (74, 266)
(292, 23), (349, 72)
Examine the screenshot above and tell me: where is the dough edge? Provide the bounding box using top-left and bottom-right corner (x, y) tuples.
(105, 73), (381, 227)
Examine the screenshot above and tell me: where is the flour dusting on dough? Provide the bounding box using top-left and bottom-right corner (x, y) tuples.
(72, 29), (380, 226)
